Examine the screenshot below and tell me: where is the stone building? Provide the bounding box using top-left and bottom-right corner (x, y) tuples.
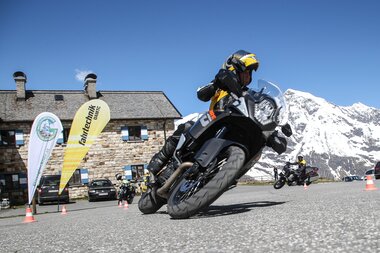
(0, 72), (181, 204)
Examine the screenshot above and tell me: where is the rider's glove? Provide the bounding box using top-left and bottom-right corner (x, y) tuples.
(214, 69), (242, 96)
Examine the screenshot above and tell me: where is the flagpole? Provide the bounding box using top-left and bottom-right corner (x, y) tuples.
(57, 193), (60, 212)
(32, 196), (37, 215)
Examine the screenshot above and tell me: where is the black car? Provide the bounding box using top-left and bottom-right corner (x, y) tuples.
(37, 175), (69, 205)
(342, 176), (353, 182)
(342, 175), (362, 182)
(88, 179), (117, 202)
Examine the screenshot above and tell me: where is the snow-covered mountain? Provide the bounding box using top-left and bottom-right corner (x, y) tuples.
(175, 89), (380, 180)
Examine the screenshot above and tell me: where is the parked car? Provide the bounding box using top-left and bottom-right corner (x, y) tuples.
(37, 175), (69, 205)
(342, 176), (353, 182)
(342, 175), (362, 182)
(351, 175), (362, 181)
(88, 179), (117, 202)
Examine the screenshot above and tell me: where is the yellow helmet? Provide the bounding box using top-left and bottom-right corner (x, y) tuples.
(223, 50), (259, 74)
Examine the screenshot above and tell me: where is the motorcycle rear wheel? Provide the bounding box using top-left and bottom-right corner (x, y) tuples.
(138, 190), (167, 214)
(167, 146), (245, 219)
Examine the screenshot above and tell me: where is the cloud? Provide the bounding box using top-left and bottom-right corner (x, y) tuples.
(75, 69), (93, 82)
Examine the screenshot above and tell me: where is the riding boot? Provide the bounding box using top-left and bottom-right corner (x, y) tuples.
(147, 151), (169, 175)
(147, 135), (178, 175)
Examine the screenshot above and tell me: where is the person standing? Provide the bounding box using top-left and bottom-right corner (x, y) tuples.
(273, 167), (278, 181)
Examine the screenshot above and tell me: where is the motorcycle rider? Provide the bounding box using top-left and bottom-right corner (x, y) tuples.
(147, 49), (287, 183)
(115, 173), (135, 205)
(197, 50), (259, 109)
(146, 50), (257, 178)
(290, 155), (307, 182)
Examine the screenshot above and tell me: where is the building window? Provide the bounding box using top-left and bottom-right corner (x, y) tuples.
(121, 126), (148, 141)
(63, 128), (70, 143)
(57, 128), (70, 145)
(131, 164), (145, 181)
(2, 174), (20, 192)
(128, 126), (142, 141)
(0, 130), (16, 146)
(68, 169), (82, 185)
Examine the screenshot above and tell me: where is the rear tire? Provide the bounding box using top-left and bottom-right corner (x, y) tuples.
(167, 146), (245, 219)
(138, 190), (167, 214)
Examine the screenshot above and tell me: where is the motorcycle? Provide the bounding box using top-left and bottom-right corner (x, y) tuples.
(138, 79), (292, 219)
(273, 162), (320, 189)
(115, 174), (136, 204)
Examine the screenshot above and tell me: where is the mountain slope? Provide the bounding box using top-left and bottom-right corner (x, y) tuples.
(250, 89), (380, 180)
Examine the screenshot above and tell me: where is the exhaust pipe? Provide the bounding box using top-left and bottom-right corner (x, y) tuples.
(156, 162), (193, 199)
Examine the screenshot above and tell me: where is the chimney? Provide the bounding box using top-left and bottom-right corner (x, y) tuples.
(13, 71), (27, 100)
(84, 73), (97, 99)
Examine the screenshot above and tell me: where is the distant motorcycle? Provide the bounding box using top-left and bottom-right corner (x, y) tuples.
(115, 174), (136, 204)
(118, 182), (135, 204)
(273, 162), (319, 189)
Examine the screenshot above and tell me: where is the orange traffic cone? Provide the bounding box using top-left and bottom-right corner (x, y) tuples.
(304, 182), (308, 190)
(365, 175), (377, 191)
(23, 207), (36, 223)
(118, 200), (123, 207)
(61, 205), (68, 215)
(124, 201), (129, 210)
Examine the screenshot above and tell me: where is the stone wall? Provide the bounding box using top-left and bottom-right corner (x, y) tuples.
(0, 119), (175, 203)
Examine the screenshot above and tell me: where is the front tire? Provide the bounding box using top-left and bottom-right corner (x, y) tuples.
(274, 178), (286, 189)
(127, 194), (134, 204)
(167, 146), (245, 219)
(37, 196), (44, 205)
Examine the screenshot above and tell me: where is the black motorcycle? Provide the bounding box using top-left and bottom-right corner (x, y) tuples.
(115, 174), (135, 204)
(139, 79), (292, 219)
(273, 162), (319, 189)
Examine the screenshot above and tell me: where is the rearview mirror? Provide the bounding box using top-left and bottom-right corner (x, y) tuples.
(281, 123), (292, 137)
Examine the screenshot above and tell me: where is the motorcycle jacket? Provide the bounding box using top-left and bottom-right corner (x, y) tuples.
(290, 159), (306, 168)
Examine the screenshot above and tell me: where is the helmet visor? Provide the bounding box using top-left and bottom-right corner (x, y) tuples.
(241, 54), (259, 71)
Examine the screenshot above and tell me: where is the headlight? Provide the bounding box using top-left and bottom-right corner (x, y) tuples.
(110, 189), (116, 192)
(89, 190), (96, 193)
(254, 99), (275, 125)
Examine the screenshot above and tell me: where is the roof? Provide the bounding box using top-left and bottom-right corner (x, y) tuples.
(0, 90), (182, 122)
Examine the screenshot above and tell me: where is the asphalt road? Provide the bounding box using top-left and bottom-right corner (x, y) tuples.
(0, 181), (379, 253)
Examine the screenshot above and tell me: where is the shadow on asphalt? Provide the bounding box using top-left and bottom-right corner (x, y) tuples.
(194, 201), (287, 219)
(157, 201), (287, 219)
(38, 200), (77, 206)
(0, 200), (122, 219)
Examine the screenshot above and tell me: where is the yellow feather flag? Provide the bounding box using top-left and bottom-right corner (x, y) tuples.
(59, 99), (110, 195)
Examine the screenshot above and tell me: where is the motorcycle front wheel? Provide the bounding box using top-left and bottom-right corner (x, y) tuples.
(127, 196), (134, 204)
(167, 146), (245, 219)
(273, 177), (286, 189)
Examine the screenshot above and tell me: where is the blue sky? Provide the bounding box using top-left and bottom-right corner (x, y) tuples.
(1, 0), (379, 116)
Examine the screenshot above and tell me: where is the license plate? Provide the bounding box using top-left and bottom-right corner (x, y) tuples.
(99, 193), (108, 196)
(49, 190), (58, 193)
